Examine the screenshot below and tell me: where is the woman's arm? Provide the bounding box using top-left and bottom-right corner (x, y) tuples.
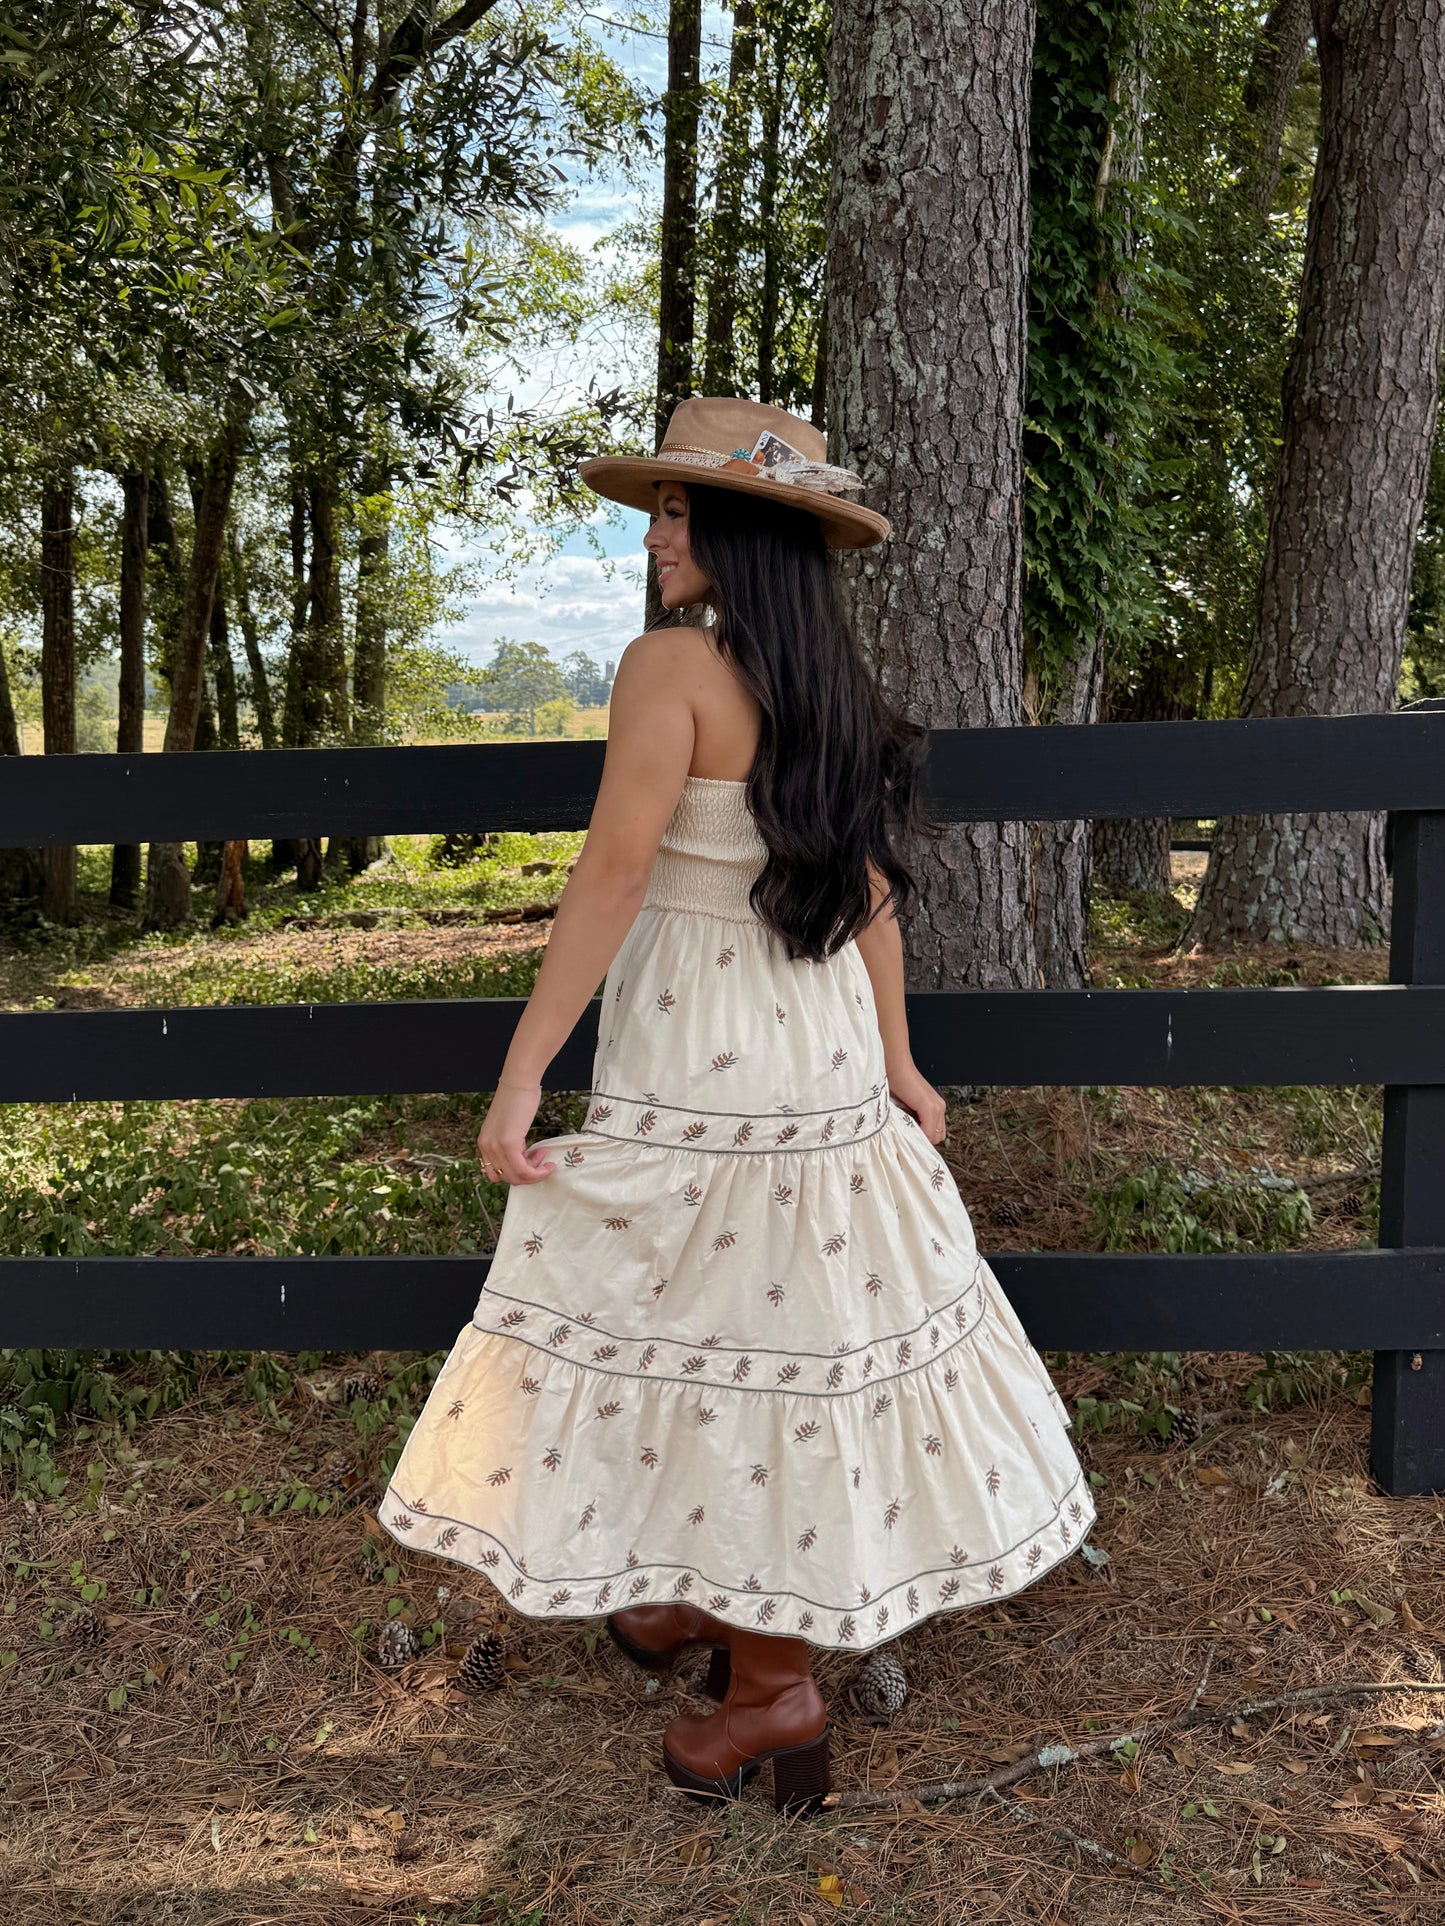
(854, 860), (947, 1144)
(478, 631), (697, 1182)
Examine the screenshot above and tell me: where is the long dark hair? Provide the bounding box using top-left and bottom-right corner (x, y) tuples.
(657, 478), (946, 965)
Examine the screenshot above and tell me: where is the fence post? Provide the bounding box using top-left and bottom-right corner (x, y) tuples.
(1370, 810), (1445, 1495)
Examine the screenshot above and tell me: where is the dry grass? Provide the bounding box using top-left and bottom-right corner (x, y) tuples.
(5, 1353), (1445, 1924)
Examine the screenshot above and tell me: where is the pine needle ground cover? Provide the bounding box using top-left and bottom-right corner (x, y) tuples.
(2, 845), (1434, 1923)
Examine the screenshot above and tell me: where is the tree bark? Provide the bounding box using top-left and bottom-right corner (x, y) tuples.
(1189, 0), (1445, 951)
(702, 0), (759, 397)
(145, 393), (253, 929)
(347, 461), (391, 869)
(756, 30), (783, 404)
(646, 0), (702, 632)
(226, 525), (277, 750)
(0, 630), (41, 907)
(40, 470), (77, 920)
(1092, 647), (1197, 895)
(826, 0), (1038, 994)
(1029, 644), (1106, 985)
(110, 467), (150, 910)
(1235, 0), (1314, 219)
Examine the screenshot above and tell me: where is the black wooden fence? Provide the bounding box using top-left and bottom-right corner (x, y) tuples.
(2, 713), (1442, 1493)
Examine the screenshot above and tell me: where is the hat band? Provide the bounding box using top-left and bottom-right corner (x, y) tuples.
(656, 443), (866, 498)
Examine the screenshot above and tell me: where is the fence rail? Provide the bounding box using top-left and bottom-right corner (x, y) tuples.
(3, 714), (1443, 1494)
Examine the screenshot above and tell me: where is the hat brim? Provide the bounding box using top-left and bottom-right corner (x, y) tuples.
(577, 456), (891, 550)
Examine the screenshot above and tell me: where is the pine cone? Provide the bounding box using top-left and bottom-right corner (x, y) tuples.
(377, 1619), (421, 1669)
(993, 1199), (1024, 1229)
(1399, 1638), (1442, 1683)
(316, 1451), (364, 1506)
(845, 1646), (907, 1722)
(66, 1607), (105, 1648)
(458, 1629), (506, 1693)
(345, 1371), (383, 1404)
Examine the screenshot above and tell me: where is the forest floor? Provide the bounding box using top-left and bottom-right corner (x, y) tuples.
(2, 837), (1436, 1924)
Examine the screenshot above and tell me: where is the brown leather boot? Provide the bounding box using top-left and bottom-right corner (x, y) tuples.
(662, 1627), (831, 1813)
(607, 1603), (731, 1700)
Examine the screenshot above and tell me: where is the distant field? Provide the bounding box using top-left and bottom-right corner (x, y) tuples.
(13, 706), (610, 754)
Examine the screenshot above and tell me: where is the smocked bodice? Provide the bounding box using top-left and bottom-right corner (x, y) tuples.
(639, 776), (768, 922)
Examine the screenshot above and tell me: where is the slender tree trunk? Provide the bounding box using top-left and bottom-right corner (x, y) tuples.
(110, 467), (150, 910)
(1092, 647), (1197, 895)
(646, 0), (703, 631)
(1189, 0), (1445, 950)
(347, 461), (391, 869)
(211, 587), (240, 750)
(826, 0), (1039, 994)
(40, 471), (77, 920)
(1234, 0), (1314, 218)
(309, 480), (348, 743)
(0, 631), (41, 906)
(756, 32), (783, 404)
(227, 526), (277, 750)
(702, 0), (759, 396)
(1029, 645), (1107, 984)
(145, 393), (253, 929)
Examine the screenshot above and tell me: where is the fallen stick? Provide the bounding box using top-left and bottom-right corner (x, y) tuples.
(826, 1650), (1445, 1814)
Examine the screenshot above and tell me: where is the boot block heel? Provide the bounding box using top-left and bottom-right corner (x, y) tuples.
(770, 1726), (832, 1813)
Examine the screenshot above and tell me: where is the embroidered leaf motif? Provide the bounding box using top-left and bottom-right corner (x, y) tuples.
(680, 1355), (706, 1375)
(699, 1332), (722, 1346)
(687, 1506), (705, 1526)
(871, 1393), (893, 1419)
(591, 1343), (618, 1362)
(389, 1511), (414, 1531)
(897, 1339), (912, 1366)
(1027, 1543), (1043, 1571)
(586, 1103), (613, 1125)
(929, 1325), (941, 1349)
(930, 1164), (947, 1190)
(637, 1344), (657, 1370)
(775, 1002), (787, 1024)
(797, 1525), (818, 1551)
(950, 1544), (969, 1565)
(634, 1111), (657, 1136)
(819, 1115), (836, 1142)
(651, 1277), (669, 1297)
(767, 1283), (786, 1306)
(716, 943), (736, 968)
(546, 1322), (572, 1347)
(564, 1146), (585, 1166)
(798, 1610), (814, 1632)
(577, 1502), (596, 1530)
(826, 1362), (844, 1389)
(447, 1400), (465, 1420)
(436, 1525), (460, 1551)
(863, 1272), (884, 1296)
(862, 1353), (876, 1377)
(876, 1605), (890, 1632)
(830, 1047), (848, 1071)
(922, 1434), (943, 1456)
(821, 1231), (847, 1256)
(698, 1407), (716, 1426)
(907, 1585), (921, 1616)
(480, 1549), (500, 1567)
(707, 1593), (731, 1612)
(510, 1578), (525, 1599)
(681, 1120), (708, 1141)
(855, 990), (864, 1006)
(595, 1400), (622, 1419)
(603, 1215), (631, 1231)
(1069, 1499), (1084, 1524)
(850, 1172), (865, 1194)
(1061, 1522), (1072, 1545)
(731, 1355), (753, 1382)
(672, 1571), (695, 1596)
(851, 1465), (862, 1489)
(576, 1310), (596, 1324)
(628, 1574), (650, 1598)
(614, 979), (624, 1001)
(711, 1229), (738, 1251)
(732, 1119), (753, 1146)
(542, 1447), (561, 1471)
(931, 1237), (945, 1256)
(986, 1464), (1001, 1496)
(883, 1497), (901, 1530)
(486, 1467), (512, 1486)
(595, 1581), (613, 1607)
(626, 1548), (640, 1567)
(988, 1565), (1005, 1593)
(776, 1361), (801, 1384)
(640, 1446), (659, 1468)
(944, 1366), (960, 1390)
(756, 1597), (778, 1624)
(794, 1420), (820, 1442)
(774, 1122), (800, 1145)
(743, 1572), (762, 1591)
(939, 1577), (961, 1603)
(656, 988), (677, 1015)
(710, 1050), (738, 1071)
(837, 1614), (857, 1642)
(852, 1112), (865, 1134)
(750, 1464), (770, 1485)
(523, 1233), (544, 1257)
(499, 1308), (526, 1327)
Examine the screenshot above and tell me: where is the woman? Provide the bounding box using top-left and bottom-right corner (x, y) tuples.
(379, 396), (1095, 1814)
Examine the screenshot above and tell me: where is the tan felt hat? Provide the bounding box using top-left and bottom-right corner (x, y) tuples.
(578, 396), (891, 550)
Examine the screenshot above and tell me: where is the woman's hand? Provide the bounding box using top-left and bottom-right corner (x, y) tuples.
(886, 1057), (948, 1145)
(477, 1079), (557, 1186)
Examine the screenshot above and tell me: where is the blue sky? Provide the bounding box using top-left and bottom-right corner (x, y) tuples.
(437, 1), (734, 673)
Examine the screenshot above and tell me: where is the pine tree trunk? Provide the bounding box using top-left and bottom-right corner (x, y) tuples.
(40, 470), (77, 921)
(1030, 643), (1106, 985)
(145, 394), (252, 930)
(110, 467), (150, 910)
(702, 0), (759, 396)
(0, 623), (40, 907)
(826, 0), (1039, 994)
(646, 0), (702, 632)
(1189, 0), (1445, 951)
(1234, 0), (1314, 217)
(227, 526), (277, 751)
